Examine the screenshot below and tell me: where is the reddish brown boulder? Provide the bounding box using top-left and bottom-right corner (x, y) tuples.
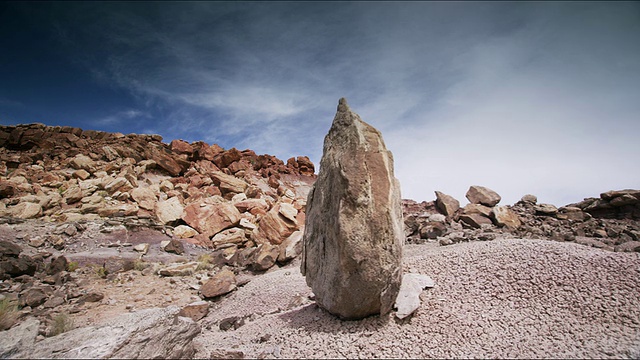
(253, 204), (298, 245)
(435, 191), (460, 217)
(170, 140), (194, 156)
(200, 269), (236, 299)
(466, 185), (501, 207)
(181, 197), (241, 237)
(213, 148), (242, 169)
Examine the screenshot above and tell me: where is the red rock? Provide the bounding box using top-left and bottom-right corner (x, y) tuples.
(435, 191), (460, 217)
(181, 197), (241, 237)
(466, 185), (501, 207)
(213, 148), (242, 169)
(253, 204), (298, 245)
(170, 139), (194, 155)
(200, 269), (236, 299)
(296, 156), (315, 175)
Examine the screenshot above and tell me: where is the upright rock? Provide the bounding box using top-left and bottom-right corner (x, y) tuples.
(301, 98), (403, 320)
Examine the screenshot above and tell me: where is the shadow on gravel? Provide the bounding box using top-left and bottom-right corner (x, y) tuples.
(277, 303), (390, 335)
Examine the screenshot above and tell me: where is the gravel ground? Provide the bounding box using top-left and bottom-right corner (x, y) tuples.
(194, 238), (640, 359)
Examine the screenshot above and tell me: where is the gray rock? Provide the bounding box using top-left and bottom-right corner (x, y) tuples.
(15, 306), (200, 359)
(395, 273), (435, 319)
(535, 203), (558, 216)
(0, 318), (39, 358)
(301, 98), (403, 320)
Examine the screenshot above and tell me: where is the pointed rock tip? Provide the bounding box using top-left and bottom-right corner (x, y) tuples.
(337, 97), (350, 112)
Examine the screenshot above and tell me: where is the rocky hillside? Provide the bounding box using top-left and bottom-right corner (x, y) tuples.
(404, 186), (640, 252)
(0, 123), (316, 270)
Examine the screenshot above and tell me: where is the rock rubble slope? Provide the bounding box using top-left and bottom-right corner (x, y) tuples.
(194, 239), (640, 359)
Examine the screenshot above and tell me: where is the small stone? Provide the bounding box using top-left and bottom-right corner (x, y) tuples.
(200, 269), (236, 299)
(178, 301), (210, 321)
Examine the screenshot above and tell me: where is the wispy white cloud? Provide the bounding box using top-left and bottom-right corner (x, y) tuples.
(51, 2), (640, 206)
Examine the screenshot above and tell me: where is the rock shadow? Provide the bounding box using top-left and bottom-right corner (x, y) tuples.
(277, 303), (389, 335)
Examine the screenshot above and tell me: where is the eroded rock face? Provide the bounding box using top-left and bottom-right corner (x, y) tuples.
(301, 98), (403, 320)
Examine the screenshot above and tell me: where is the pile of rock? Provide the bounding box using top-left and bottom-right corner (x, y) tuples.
(404, 186), (640, 252)
(0, 123), (316, 272)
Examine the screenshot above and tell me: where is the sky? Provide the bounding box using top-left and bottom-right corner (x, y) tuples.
(1, 2), (639, 206)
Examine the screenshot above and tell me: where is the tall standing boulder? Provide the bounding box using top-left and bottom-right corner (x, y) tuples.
(301, 98), (403, 320)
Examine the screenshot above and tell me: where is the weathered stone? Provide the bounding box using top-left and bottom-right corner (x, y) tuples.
(63, 185), (84, 204)
(164, 239), (184, 255)
(394, 273), (435, 319)
(253, 204), (298, 245)
(133, 243), (149, 254)
(557, 206), (590, 221)
(130, 187), (157, 211)
(459, 213), (493, 229)
(520, 194), (538, 204)
(104, 177), (133, 194)
(173, 225), (199, 239)
(462, 203), (493, 217)
(210, 171), (248, 196)
(159, 262), (198, 277)
(8, 202), (42, 219)
(535, 203), (558, 216)
(170, 139), (194, 155)
(301, 98), (403, 320)
(419, 222), (446, 239)
(16, 306), (200, 359)
(182, 197), (241, 237)
(252, 243), (279, 271)
(20, 287), (47, 307)
(155, 197), (184, 225)
(46, 255), (68, 275)
(72, 169), (91, 180)
(0, 239), (22, 257)
(490, 206), (522, 229)
(200, 269), (236, 299)
(211, 227), (246, 247)
(234, 198), (269, 214)
(178, 301), (209, 322)
(466, 185), (501, 207)
(278, 230), (303, 263)
(278, 202), (298, 223)
(69, 154), (96, 172)
(435, 191), (460, 217)
(0, 318), (39, 357)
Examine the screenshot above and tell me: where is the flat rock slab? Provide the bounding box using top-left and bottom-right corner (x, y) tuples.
(395, 273), (435, 319)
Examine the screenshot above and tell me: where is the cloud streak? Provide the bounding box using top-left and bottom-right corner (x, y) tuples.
(15, 2), (640, 206)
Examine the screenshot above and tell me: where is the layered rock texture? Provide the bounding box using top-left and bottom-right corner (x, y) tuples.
(0, 123), (315, 272)
(301, 98), (403, 320)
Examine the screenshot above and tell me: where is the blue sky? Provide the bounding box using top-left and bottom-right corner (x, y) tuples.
(1, 2), (639, 206)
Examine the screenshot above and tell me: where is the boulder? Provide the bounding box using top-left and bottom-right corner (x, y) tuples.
(490, 206), (522, 229)
(182, 197), (241, 237)
(535, 203), (558, 216)
(170, 139), (194, 155)
(179, 301), (209, 322)
(173, 225), (199, 239)
(301, 98), (403, 320)
(69, 154), (96, 172)
(520, 194), (538, 204)
(63, 185), (84, 204)
(130, 187), (157, 211)
(15, 306), (200, 359)
(252, 243), (279, 271)
(159, 262), (198, 277)
(462, 203), (492, 217)
(278, 230), (303, 263)
(210, 171), (248, 197)
(211, 227), (246, 247)
(253, 204), (298, 245)
(163, 239), (184, 255)
(8, 202), (42, 219)
(200, 269), (236, 299)
(155, 197), (184, 225)
(459, 213), (493, 229)
(435, 191), (460, 217)
(465, 185), (501, 207)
